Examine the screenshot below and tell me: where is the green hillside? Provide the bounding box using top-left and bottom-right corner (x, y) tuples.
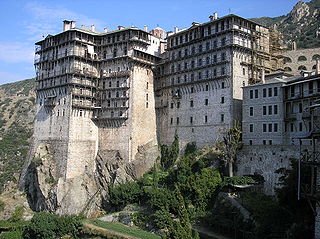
(0, 78), (36, 191)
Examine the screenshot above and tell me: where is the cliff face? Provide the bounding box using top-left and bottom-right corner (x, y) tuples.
(0, 79), (159, 216)
(251, 0), (320, 49)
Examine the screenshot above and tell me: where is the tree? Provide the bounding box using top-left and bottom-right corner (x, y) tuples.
(160, 134), (179, 170)
(216, 123), (242, 177)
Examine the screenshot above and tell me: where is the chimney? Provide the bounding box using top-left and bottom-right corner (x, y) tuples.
(70, 21), (76, 29)
(261, 69), (265, 84)
(91, 25), (95, 32)
(144, 25), (148, 32)
(316, 59), (320, 75)
(63, 20), (71, 31)
(214, 12), (218, 20)
(292, 41), (297, 51)
(174, 26), (178, 33)
(104, 27), (108, 32)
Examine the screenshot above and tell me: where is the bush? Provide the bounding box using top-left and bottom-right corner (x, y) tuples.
(22, 212), (82, 239)
(108, 181), (142, 210)
(9, 206), (24, 222)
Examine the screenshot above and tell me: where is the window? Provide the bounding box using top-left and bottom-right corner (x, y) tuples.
(198, 72), (202, 80)
(190, 100), (194, 107)
(268, 88), (272, 97)
(263, 123), (267, 132)
(171, 102), (174, 108)
(221, 52), (226, 61)
(249, 140), (253, 145)
(221, 97), (225, 103)
(274, 105), (278, 114)
(206, 84), (209, 91)
(298, 65), (307, 71)
(184, 62), (188, 70)
(205, 115), (208, 123)
(243, 68), (246, 75)
(290, 123), (294, 132)
(199, 44), (202, 52)
(263, 88), (267, 97)
(177, 101), (180, 108)
(274, 123), (278, 132)
(268, 123), (272, 132)
(146, 102), (148, 108)
(221, 114), (224, 122)
(268, 105), (272, 115)
(213, 55), (217, 62)
(206, 42), (210, 50)
(298, 56), (307, 61)
(284, 67), (292, 72)
(299, 122), (303, 131)
(206, 57), (210, 65)
(274, 87), (278, 96)
(170, 118), (173, 125)
(263, 106), (266, 115)
(269, 140), (272, 145)
(299, 103), (303, 113)
(205, 99), (209, 105)
(190, 117), (193, 124)
(221, 67), (225, 75)
(309, 82), (314, 94)
(222, 82), (225, 89)
(250, 90), (254, 99)
(191, 73), (194, 81)
(177, 117), (180, 125)
(191, 86), (194, 93)
(255, 89), (259, 98)
(263, 140), (266, 145)
(249, 107), (254, 116)
(249, 124), (253, 132)
(198, 58), (202, 66)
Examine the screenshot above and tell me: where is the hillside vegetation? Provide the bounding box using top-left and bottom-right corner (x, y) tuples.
(0, 78), (36, 191)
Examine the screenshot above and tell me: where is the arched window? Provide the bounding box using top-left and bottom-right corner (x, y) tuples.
(312, 54), (320, 60)
(298, 56), (307, 61)
(298, 65), (307, 70)
(284, 57), (292, 63)
(284, 67), (292, 72)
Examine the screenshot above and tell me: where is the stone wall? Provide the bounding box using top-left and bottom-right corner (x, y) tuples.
(282, 47), (320, 75)
(236, 145), (299, 195)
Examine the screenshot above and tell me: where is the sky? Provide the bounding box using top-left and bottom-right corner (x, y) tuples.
(0, 0), (304, 85)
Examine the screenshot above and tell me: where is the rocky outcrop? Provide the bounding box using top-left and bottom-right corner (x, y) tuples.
(95, 140), (160, 207)
(21, 140), (159, 216)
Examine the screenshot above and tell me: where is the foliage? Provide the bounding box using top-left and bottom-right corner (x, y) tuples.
(160, 134), (179, 170)
(275, 159), (314, 238)
(0, 230), (23, 239)
(184, 142), (197, 156)
(0, 200), (5, 212)
(108, 181), (142, 210)
(216, 123), (242, 177)
(22, 212), (82, 239)
(223, 176), (256, 186)
(9, 206), (25, 222)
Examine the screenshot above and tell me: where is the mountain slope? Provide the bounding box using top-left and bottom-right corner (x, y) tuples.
(251, 0), (320, 49)
(0, 78), (36, 191)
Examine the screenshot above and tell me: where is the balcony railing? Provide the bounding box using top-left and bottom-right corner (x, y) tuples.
(102, 70), (131, 78)
(284, 88), (320, 101)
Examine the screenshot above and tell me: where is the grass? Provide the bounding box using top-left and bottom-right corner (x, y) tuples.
(87, 219), (161, 239)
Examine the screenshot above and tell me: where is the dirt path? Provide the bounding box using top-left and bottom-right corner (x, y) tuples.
(82, 222), (140, 239)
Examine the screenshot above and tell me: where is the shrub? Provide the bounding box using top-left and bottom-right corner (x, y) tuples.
(9, 206), (24, 222)
(108, 181), (142, 210)
(22, 212), (82, 239)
